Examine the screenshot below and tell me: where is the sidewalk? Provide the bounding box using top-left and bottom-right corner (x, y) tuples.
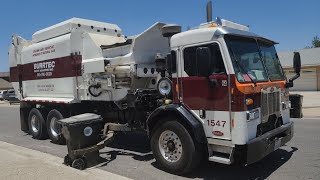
(0, 141), (131, 180)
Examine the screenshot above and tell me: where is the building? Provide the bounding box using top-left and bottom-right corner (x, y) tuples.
(278, 47), (320, 91)
(0, 72), (13, 90)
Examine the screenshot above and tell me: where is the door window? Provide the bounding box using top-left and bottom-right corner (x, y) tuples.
(183, 43), (226, 76)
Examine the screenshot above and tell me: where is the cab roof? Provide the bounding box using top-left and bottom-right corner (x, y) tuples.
(171, 26), (277, 48)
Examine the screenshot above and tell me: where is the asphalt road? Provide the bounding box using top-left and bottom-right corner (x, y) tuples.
(0, 104), (319, 180)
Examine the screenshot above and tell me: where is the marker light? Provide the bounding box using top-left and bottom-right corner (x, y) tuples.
(245, 98), (254, 105)
(208, 23), (219, 28)
(175, 83), (179, 94)
(231, 119), (234, 128)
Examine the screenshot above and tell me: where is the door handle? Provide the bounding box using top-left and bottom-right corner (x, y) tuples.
(208, 79), (218, 88)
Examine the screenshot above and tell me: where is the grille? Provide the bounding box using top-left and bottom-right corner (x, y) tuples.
(261, 88), (281, 123)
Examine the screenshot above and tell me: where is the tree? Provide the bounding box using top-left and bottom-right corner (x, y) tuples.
(312, 36), (320, 48)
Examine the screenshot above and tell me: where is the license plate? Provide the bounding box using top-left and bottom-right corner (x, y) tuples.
(274, 138), (282, 150)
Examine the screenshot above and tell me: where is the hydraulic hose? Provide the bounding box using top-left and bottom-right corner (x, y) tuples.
(88, 84), (103, 97)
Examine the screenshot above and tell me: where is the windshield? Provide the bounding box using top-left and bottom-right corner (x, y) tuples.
(225, 35), (285, 83)
(258, 41), (285, 81)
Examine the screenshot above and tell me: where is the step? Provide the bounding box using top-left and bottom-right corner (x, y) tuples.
(208, 156), (232, 165)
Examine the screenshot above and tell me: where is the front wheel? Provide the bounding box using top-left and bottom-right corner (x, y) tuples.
(151, 120), (201, 175)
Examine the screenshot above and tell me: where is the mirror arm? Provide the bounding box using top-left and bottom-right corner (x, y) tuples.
(286, 73), (300, 88)
(290, 73), (300, 82)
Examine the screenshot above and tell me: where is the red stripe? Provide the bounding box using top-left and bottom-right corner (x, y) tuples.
(10, 66), (19, 82)
(173, 75), (230, 111)
(10, 55), (82, 82)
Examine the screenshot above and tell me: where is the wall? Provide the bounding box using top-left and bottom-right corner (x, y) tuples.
(317, 67), (320, 91)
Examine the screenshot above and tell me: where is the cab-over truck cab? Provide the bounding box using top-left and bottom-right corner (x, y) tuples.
(147, 19), (301, 174)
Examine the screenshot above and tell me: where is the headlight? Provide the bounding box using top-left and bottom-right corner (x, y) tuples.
(157, 78), (172, 96)
(246, 109), (260, 121)
(282, 101), (291, 110)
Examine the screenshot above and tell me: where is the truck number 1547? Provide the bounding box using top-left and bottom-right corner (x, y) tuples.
(207, 120), (226, 127)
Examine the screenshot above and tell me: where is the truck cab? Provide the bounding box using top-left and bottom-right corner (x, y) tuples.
(148, 19), (299, 173)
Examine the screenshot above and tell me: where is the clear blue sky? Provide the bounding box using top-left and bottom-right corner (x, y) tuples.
(0, 0), (319, 72)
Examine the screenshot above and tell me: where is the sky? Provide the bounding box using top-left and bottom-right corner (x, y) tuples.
(0, 0), (319, 72)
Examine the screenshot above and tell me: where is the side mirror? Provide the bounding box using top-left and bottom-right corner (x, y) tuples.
(286, 52), (301, 88)
(196, 47), (212, 77)
(166, 52), (177, 75)
(293, 52), (301, 74)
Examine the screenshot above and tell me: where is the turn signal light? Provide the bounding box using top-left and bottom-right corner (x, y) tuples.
(245, 98), (254, 105)
(175, 84), (179, 94)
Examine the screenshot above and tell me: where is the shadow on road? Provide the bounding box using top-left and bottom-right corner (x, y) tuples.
(88, 131), (154, 168)
(184, 147), (298, 180)
(87, 131), (298, 179)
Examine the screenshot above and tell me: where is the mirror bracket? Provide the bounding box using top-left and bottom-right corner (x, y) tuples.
(286, 80), (293, 88)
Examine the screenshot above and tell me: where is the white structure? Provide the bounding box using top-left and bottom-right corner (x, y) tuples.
(278, 47), (320, 91)
(9, 18), (168, 103)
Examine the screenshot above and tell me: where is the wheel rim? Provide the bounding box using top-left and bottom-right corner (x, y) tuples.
(158, 130), (183, 163)
(50, 117), (59, 137)
(72, 158), (85, 170)
(31, 115), (40, 133)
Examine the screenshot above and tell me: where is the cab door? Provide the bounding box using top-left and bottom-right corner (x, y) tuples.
(177, 42), (231, 140)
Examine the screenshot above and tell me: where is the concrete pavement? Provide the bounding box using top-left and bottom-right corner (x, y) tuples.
(0, 141), (131, 180)
(0, 97), (320, 179)
(0, 100), (19, 107)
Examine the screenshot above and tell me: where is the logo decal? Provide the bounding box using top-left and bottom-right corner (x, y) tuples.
(270, 87), (275, 93)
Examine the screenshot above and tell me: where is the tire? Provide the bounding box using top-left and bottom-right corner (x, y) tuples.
(72, 158), (86, 170)
(151, 120), (201, 175)
(46, 109), (66, 145)
(64, 155), (72, 166)
(28, 108), (47, 140)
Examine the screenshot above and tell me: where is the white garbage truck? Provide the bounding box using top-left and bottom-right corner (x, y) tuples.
(9, 3), (301, 174)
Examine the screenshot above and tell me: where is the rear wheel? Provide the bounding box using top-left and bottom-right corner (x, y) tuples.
(28, 108), (47, 139)
(64, 155), (72, 166)
(151, 120), (201, 175)
(46, 109), (66, 145)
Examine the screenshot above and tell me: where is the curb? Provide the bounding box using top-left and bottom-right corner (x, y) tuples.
(303, 106), (320, 109)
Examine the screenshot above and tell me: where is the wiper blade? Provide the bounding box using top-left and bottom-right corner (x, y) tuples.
(234, 59), (257, 87)
(229, 48), (257, 87)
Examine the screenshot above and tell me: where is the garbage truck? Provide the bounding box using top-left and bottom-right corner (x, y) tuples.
(9, 3), (301, 174)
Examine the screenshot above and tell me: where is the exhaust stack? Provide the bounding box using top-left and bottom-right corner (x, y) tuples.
(206, 0), (213, 22)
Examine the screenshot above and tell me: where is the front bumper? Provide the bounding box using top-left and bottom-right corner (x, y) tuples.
(244, 121), (294, 165)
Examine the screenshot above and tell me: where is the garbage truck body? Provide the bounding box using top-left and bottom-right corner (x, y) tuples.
(9, 17), (299, 174)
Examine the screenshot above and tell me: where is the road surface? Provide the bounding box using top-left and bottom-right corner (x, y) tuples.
(0, 104), (319, 180)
